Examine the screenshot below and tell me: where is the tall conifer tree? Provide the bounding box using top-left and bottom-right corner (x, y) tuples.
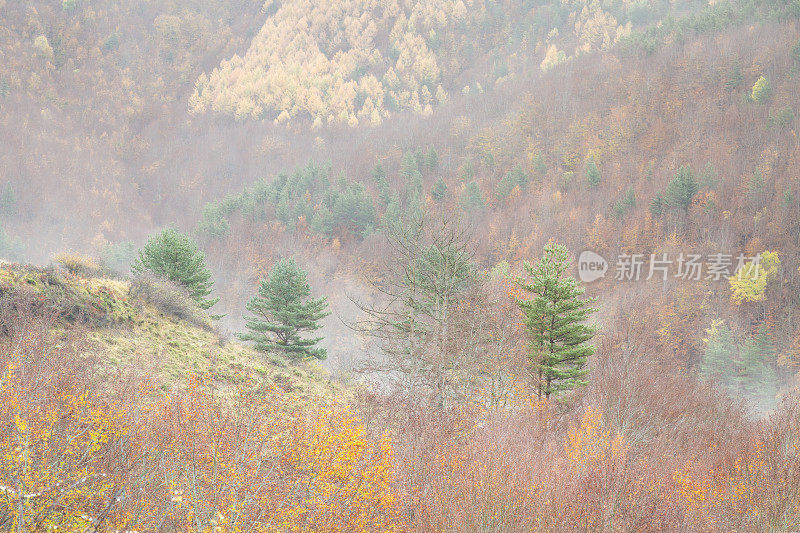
(241, 258), (330, 359)
(517, 243), (597, 398)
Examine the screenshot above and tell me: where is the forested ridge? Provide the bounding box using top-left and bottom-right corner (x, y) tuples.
(2, 0), (800, 529)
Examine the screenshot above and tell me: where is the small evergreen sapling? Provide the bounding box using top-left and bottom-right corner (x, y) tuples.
(585, 158), (601, 188)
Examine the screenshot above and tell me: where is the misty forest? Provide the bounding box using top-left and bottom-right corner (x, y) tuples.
(2, 0), (800, 530)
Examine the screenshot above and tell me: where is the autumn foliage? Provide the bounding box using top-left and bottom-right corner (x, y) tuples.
(1, 257), (800, 532)
(3, 0), (800, 529)
(0, 300), (403, 532)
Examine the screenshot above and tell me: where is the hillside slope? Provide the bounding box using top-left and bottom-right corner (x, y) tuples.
(192, 14), (800, 391)
(1, 0), (799, 386)
(5, 0), (794, 260)
(0, 260), (329, 395)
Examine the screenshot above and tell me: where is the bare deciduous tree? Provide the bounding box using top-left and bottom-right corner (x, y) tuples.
(350, 209), (491, 411)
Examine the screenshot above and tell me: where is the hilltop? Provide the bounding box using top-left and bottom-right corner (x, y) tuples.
(0, 258), (402, 532)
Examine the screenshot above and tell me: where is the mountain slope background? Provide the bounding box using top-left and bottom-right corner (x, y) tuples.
(3, 0), (800, 529)
(1, 0), (800, 383)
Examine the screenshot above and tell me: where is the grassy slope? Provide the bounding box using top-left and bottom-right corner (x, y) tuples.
(0, 261), (333, 397)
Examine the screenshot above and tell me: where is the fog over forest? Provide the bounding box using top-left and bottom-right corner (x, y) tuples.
(1, 0), (800, 530)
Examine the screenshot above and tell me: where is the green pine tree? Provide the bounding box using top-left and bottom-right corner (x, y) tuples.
(509, 164), (529, 190)
(738, 326), (777, 396)
(585, 158), (601, 188)
(664, 166), (698, 212)
(461, 181), (484, 210)
(431, 177), (448, 202)
(425, 146), (439, 170)
(612, 187), (636, 219)
(517, 243), (597, 399)
(131, 228), (219, 310)
(701, 319), (736, 387)
(494, 172), (516, 202)
(725, 62), (743, 90)
(649, 193), (665, 217)
(240, 258), (330, 359)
